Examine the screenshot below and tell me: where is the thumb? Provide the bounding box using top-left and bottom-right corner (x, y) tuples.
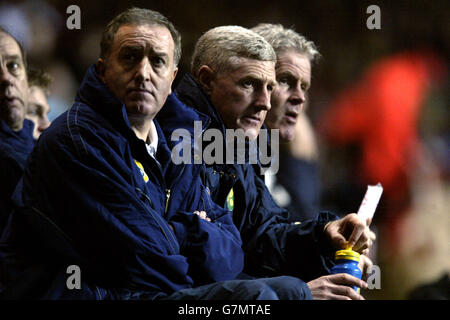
(331, 232), (348, 249)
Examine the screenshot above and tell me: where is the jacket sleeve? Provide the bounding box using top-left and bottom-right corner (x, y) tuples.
(169, 182), (244, 286)
(237, 165), (338, 281)
(0, 154), (23, 234)
(0, 124), (193, 299)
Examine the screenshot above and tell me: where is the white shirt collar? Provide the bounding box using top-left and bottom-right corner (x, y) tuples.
(146, 120), (158, 158)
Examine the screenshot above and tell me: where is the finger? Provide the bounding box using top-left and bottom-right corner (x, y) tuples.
(332, 284), (365, 300)
(334, 235), (348, 250)
(359, 255), (373, 278)
(329, 273), (368, 290)
(352, 231), (370, 252)
(199, 211), (207, 220)
(323, 293), (352, 300)
(369, 230), (376, 241)
(348, 223), (366, 248)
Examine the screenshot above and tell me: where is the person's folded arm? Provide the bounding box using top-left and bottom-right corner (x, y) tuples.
(169, 195), (244, 285)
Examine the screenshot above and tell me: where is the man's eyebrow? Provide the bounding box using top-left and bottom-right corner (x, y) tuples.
(149, 48), (169, 57)
(242, 75), (277, 88)
(276, 71), (298, 79)
(119, 45), (142, 52)
(4, 54), (22, 61)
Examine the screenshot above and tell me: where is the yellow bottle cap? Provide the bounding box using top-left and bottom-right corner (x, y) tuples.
(335, 249), (360, 262)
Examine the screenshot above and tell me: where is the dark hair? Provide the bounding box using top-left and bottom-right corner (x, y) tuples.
(100, 7), (181, 66)
(0, 26), (27, 69)
(27, 67), (52, 95)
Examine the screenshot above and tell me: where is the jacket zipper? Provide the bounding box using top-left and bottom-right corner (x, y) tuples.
(164, 188), (171, 214)
(135, 187), (179, 254)
(163, 164), (185, 217)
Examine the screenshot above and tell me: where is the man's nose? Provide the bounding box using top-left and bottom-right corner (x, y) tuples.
(254, 86), (271, 111)
(135, 58), (151, 83)
(289, 83), (306, 106)
(38, 116), (51, 132)
(0, 64), (13, 88)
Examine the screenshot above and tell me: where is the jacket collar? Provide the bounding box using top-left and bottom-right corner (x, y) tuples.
(75, 64), (172, 165)
(174, 73), (227, 134)
(0, 118), (35, 166)
(0, 118), (35, 146)
(157, 91), (210, 140)
(75, 64), (133, 136)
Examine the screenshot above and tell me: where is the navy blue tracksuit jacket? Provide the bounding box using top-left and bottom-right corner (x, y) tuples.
(0, 65), (243, 299)
(171, 74), (337, 281)
(0, 119), (35, 235)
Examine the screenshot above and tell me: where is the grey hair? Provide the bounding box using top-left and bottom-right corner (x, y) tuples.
(251, 23), (320, 64)
(191, 25), (276, 77)
(100, 7), (181, 66)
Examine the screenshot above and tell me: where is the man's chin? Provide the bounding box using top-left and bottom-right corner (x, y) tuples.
(2, 106), (25, 130)
(279, 128), (295, 143)
(242, 127), (260, 141)
(125, 102), (159, 118)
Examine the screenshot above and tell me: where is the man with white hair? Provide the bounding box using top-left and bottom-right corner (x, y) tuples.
(252, 23), (322, 222)
(162, 25), (373, 299)
(252, 23), (375, 298)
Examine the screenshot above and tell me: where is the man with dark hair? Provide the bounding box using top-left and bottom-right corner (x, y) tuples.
(0, 26), (34, 235)
(26, 67), (51, 140)
(0, 8), (316, 300)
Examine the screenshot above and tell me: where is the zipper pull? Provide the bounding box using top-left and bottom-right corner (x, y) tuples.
(165, 189), (171, 213)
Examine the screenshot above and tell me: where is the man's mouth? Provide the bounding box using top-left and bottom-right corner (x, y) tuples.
(284, 110), (299, 125)
(0, 96), (21, 107)
(127, 88), (153, 97)
(241, 115), (262, 126)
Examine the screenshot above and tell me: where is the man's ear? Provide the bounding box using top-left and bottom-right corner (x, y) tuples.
(168, 67), (178, 95)
(96, 58), (106, 82)
(197, 65), (215, 94)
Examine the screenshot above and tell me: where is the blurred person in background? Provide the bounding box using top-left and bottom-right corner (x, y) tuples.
(25, 67), (51, 140)
(0, 26), (33, 235)
(319, 50), (447, 250)
(319, 49), (448, 299)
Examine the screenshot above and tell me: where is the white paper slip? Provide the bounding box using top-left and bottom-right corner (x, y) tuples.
(357, 183), (383, 223)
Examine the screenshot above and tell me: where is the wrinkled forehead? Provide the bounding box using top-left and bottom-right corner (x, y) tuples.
(225, 56), (275, 78)
(276, 51), (311, 72)
(113, 24), (175, 54)
(0, 32), (24, 61)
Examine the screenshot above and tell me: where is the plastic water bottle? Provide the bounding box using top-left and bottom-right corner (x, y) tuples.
(331, 248), (362, 292)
